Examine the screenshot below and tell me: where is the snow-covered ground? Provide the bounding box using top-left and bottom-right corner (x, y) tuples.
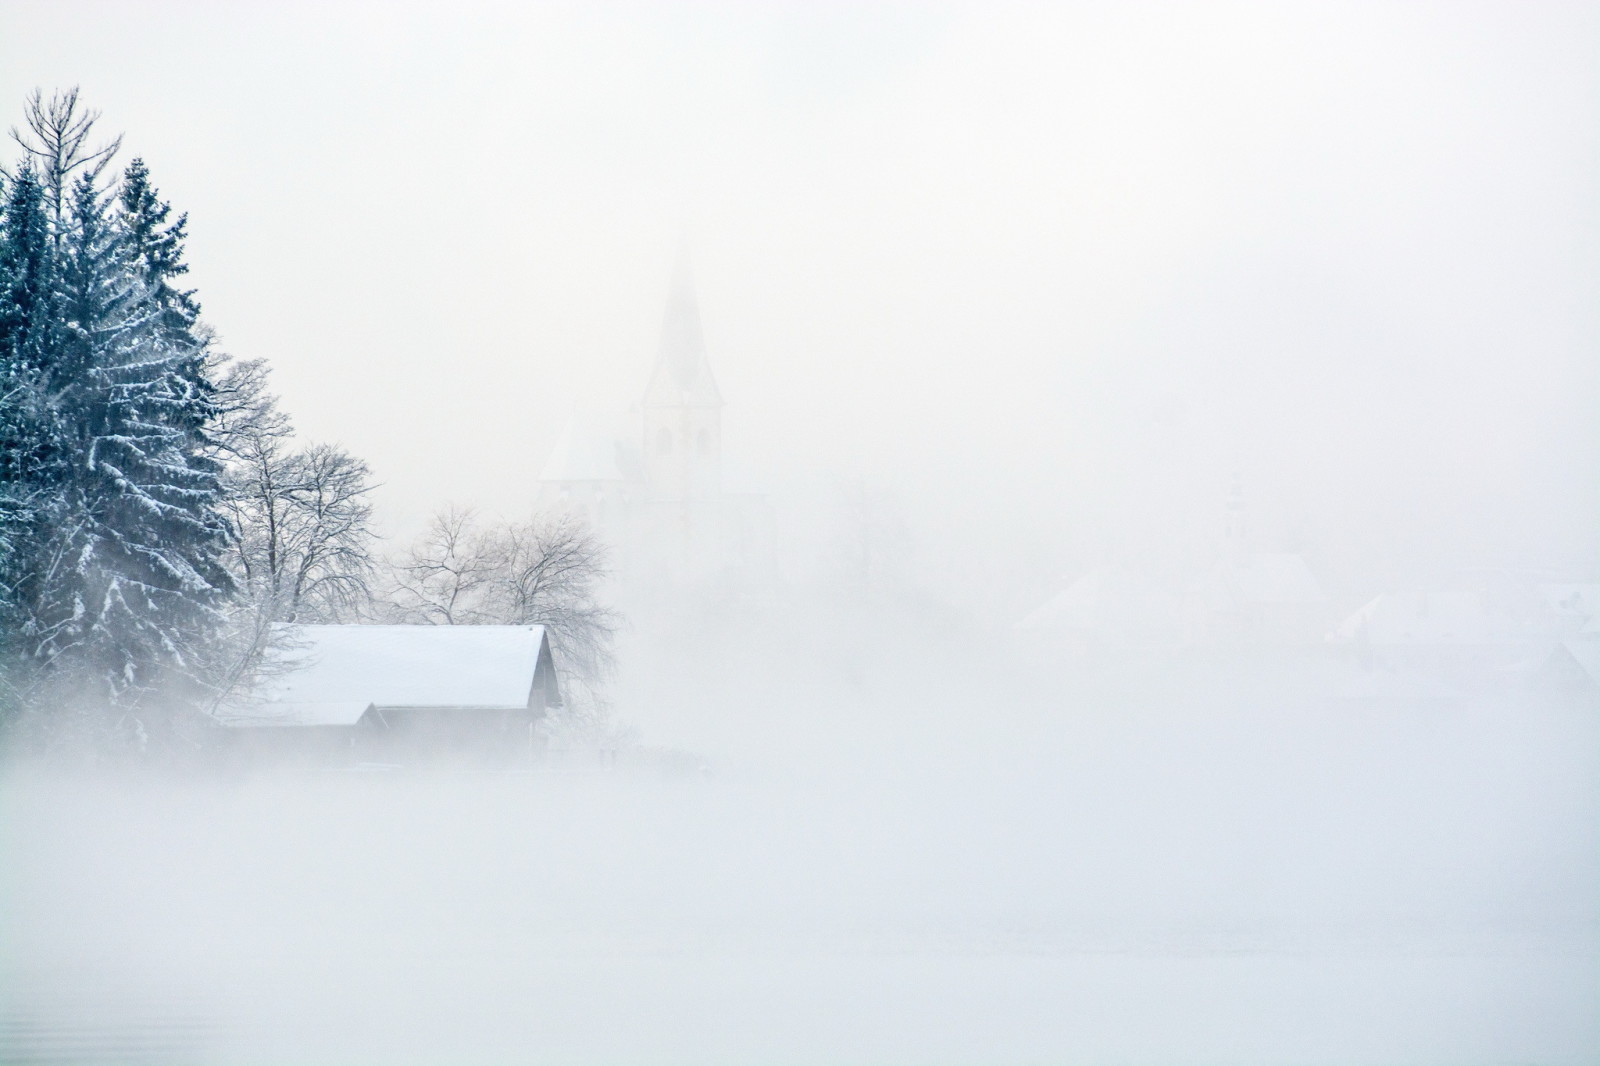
(1, 646), (1595, 1064)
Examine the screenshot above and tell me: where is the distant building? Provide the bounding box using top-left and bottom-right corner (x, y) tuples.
(1015, 563), (1182, 650)
(1538, 582), (1600, 637)
(1180, 477), (1331, 645)
(1541, 638), (1600, 693)
(1019, 474), (1333, 650)
(1184, 552), (1330, 645)
(1328, 581), (1561, 671)
(217, 624), (561, 764)
(537, 249), (770, 586)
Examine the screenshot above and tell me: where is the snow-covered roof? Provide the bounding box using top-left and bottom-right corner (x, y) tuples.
(1331, 590), (1504, 645)
(1540, 582), (1600, 628)
(1193, 553), (1327, 608)
(538, 417), (627, 483)
(215, 701), (375, 727)
(1559, 638), (1600, 686)
(1016, 564), (1180, 635)
(242, 624), (555, 714)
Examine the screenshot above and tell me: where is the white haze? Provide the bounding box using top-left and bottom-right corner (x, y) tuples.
(1, 1), (1594, 596)
(1, 2), (1597, 1064)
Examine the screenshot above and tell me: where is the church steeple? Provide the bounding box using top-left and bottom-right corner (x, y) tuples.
(644, 243), (722, 409)
(641, 244), (723, 502)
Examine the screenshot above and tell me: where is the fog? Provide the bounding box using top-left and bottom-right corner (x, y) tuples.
(2, 1), (1598, 1063)
(4, 658), (1597, 1062)
(2, 1), (1594, 587)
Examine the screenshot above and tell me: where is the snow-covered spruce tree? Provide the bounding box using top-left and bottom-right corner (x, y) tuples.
(21, 164), (234, 738)
(119, 158), (214, 437)
(0, 164), (64, 724)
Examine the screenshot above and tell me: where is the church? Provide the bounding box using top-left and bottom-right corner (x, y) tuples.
(536, 252), (769, 586)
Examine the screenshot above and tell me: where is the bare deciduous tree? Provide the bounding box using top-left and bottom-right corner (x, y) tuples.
(224, 441), (376, 624)
(5, 87), (122, 232)
(387, 508), (619, 685)
(383, 506), (501, 626)
(212, 356), (377, 625)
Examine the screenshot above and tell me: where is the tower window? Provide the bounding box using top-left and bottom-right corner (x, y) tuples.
(656, 427), (673, 454)
(695, 428), (711, 455)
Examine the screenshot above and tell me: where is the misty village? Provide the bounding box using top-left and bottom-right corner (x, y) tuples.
(0, 4), (1596, 1063)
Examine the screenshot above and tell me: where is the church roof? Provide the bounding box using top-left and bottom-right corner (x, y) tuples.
(538, 416), (627, 483)
(1192, 553), (1327, 608)
(643, 246), (723, 409)
(1016, 563), (1181, 636)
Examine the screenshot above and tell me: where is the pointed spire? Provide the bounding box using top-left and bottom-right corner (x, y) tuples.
(645, 242), (722, 407)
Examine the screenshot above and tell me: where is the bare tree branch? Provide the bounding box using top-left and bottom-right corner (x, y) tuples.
(384, 508), (620, 685)
(5, 88), (122, 231)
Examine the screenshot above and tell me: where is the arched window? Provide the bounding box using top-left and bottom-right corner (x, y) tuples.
(656, 427), (673, 454)
(695, 428), (711, 456)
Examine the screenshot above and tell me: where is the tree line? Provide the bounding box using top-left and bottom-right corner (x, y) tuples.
(0, 90), (616, 752)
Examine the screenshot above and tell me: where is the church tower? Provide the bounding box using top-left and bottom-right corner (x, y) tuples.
(641, 247), (723, 503)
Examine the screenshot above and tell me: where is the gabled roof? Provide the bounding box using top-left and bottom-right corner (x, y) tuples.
(643, 247), (722, 409)
(1557, 638), (1600, 686)
(538, 416), (627, 483)
(1540, 582), (1600, 629)
(238, 624), (556, 715)
(1193, 553), (1327, 608)
(1016, 563), (1180, 635)
(216, 701), (375, 727)
(1331, 590), (1502, 645)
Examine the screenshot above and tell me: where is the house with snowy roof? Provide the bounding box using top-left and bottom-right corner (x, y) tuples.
(1540, 637), (1600, 694)
(216, 624), (561, 764)
(1327, 579), (1565, 671)
(1017, 482), (1332, 651)
(1538, 582), (1600, 637)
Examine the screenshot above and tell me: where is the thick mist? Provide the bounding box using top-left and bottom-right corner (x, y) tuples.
(1, 2), (1597, 1064)
(3, 644), (1596, 1062)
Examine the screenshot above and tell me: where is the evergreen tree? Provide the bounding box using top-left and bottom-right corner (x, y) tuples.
(26, 167), (234, 722)
(118, 158), (213, 442)
(118, 158), (199, 344)
(0, 165), (61, 642)
(0, 165), (60, 374)
(0, 89), (302, 745)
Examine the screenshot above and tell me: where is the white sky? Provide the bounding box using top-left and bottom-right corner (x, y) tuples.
(3, 0), (1596, 599)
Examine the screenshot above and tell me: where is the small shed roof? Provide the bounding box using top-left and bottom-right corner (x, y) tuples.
(252, 624), (555, 711)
